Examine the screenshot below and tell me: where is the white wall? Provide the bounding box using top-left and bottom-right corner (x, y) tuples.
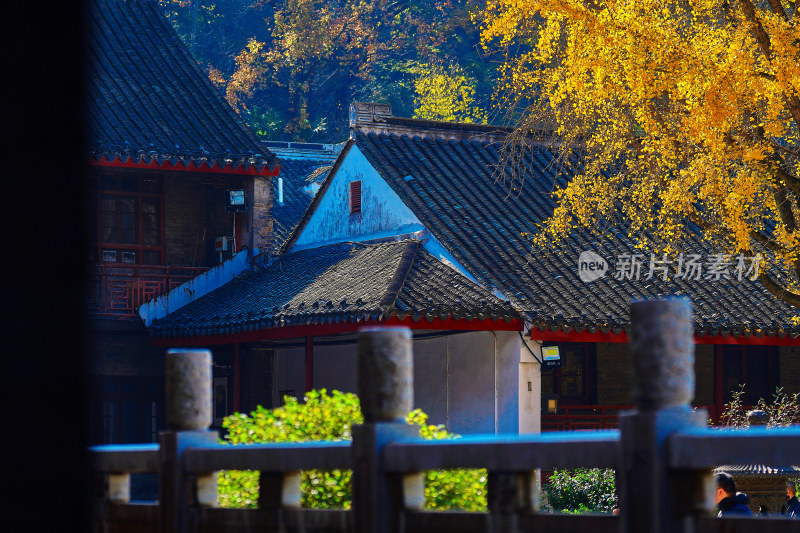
(290, 145), (424, 250)
(519, 337), (543, 434)
(270, 330), (521, 434)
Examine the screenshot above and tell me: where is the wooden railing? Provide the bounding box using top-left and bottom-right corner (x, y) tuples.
(542, 404), (720, 431)
(86, 264), (208, 317)
(90, 300), (800, 533)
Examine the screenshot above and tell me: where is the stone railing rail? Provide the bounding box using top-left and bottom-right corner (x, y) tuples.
(90, 299), (800, 533)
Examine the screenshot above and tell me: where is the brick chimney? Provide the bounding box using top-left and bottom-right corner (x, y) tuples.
(349, 101), (392, 133)
(348, 100), (514, 143)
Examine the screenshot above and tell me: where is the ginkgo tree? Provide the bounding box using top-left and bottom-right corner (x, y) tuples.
(409, 61), (488, 123)
(479, 0), (800, 306)
(221, 0), (490, 141)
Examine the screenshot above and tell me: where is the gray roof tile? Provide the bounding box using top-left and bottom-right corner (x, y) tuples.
(345, 129), (799, 338)
(150, 240), (521, 338)
(86, 0), (277, 171)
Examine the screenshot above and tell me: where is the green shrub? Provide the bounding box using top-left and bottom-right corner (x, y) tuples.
(217, 389), (487, 511)
(542, 468), (617, 514)
(718, 385), (800, 429)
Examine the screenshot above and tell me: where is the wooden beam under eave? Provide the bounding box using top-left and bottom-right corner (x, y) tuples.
(528, 327), (800, 346)
(89, 156), (280, 176)
(150, 316), (523, 347)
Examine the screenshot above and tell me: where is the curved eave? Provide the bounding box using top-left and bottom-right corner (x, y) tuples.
(527, 325), (800, 346)
(714, 465), (800, 478)
(89, 153), (280, 176)
(151, 314), (523, 346)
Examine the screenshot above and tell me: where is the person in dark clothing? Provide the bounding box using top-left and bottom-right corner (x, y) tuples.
(715, 472), (753, 517)
(786, 481), (800, 518)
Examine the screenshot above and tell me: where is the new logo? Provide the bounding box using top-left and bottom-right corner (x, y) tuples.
(578, 251), (608, 282)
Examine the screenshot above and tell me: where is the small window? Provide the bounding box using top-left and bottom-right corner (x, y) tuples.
(94, 174), (164, 265)
(349, 181), (362, 214)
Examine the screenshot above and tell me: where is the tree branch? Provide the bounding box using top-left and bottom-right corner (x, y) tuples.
(740, 0), (800, 125)
(750, 228), (789, 255)
(766, 0), (790, 21)
(758, 271), (800, 308)
(773, 163), (800, 198)
(738, 0), (773, 60)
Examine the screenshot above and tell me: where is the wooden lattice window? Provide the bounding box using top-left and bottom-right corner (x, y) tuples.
(92, 173), (164, 265)
(349, 180), (362, 214)
(715, 345), (779, 408)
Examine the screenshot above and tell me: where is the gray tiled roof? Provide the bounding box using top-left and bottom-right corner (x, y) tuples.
(715, 464), (800, 478)
(272, 158), (332, 249)
(85, 0), (277, 171)
(149, 240), (521, 338)
(305, 129), (799, 338)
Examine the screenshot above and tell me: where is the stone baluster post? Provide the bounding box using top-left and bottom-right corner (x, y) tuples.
(618, 299), (710, 533)
(352, 327), (423, 533)
(747, 409), (768, 427)
(160, 349), (219, 533)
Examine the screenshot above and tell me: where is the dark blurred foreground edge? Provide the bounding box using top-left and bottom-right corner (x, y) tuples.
(2, 1), (90, 531)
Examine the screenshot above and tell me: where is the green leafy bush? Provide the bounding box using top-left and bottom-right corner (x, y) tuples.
(542, 468), (617, 514)
(217, 389), (487, 511)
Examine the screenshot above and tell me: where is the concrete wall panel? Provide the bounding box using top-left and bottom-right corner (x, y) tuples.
(447, 332), (495, 434)
(495, 331), (520, 434)
(314, 343), (358, 394)
(270, 330), (520, 435)
(274, 346), (305, 404)
(412, 336), (448, 427)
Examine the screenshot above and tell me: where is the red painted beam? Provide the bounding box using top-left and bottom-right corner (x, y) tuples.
(89, 155), (280, 176)
(151, 316), (522, 347)
(692, 333), (800, 346)
(530, 328), (629, 344)
(529, 327), (800, 346)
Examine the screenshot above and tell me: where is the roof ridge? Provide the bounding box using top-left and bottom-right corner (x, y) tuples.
(378, 240), (420, 310)
(348, 101), (553, 144)
(277, 238), (418, 263)
(354, 122), (512, 145)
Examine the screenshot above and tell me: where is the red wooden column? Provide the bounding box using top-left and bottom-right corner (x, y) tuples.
(233, 343), (241, 412)
(305, 336), (314, 392)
